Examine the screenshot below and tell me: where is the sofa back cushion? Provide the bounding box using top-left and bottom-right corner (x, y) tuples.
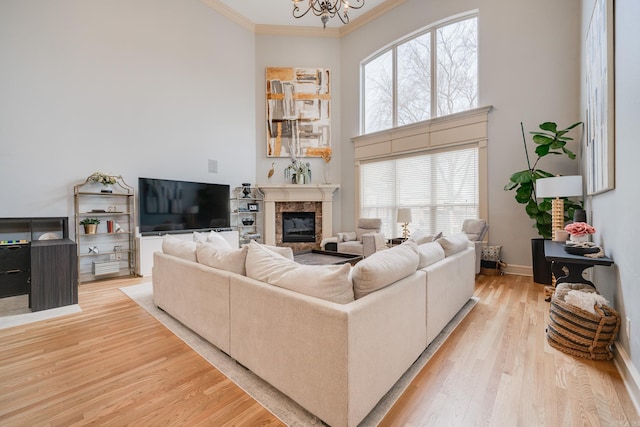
(417, 241), (446, 269)
(437, 233), (470, 257)
(193, 230), (233, 249)
(352, 240), (420, 299)
(196, 241), (248, 275)
(262, 244), (294, 260)
(162, 235), (197, 262)
(245, 241), (354, 304)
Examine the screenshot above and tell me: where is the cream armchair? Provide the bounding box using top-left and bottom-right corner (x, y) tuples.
(462, 219), (489, 274)
(323, 218), (386, 258)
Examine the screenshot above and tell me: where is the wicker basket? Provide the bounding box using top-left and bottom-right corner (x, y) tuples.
(547, 289), (620, 360)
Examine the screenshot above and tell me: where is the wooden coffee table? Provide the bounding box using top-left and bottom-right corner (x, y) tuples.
(293, 249), (362, 266)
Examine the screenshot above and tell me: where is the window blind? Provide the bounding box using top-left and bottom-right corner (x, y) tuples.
(360, 147), (479, 238)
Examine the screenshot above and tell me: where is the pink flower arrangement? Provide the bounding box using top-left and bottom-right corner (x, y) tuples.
(564, 222), (596, 237)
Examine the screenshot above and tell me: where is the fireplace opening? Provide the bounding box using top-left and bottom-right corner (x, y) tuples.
(282, 212), (316, 243)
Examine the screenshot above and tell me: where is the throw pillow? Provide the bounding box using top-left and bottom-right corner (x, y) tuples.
(481, 245), (502, 262)
(196, 241), (248, 275)
(409, 229), (435, 245)
(437, 233), (469, 257)
(162, 235), (197, 262)
(417, 241), (445, 269)
(193, 230), (233, 250)
(351, 240), (419, 299)
(245, 241), (354, 304)
(337, 231), (357, 242)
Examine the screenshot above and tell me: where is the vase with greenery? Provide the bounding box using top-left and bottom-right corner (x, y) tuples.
(504, 121), (583, 239)
(88, 172), (117, 193)
(80, 218), (100, 234)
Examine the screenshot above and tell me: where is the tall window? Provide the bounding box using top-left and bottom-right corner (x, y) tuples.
(363, 14), (478, 134)
(360, 147), (478, 238)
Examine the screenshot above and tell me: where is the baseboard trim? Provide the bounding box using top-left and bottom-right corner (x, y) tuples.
(502, 264), (532, 277)
(614, 344), (640, 416)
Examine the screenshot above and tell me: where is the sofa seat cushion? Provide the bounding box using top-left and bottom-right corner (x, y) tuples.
(437, 233), (470, 257)
(162, 235), (197, 262)
(196, 241), (248, 275)
(352, 240), (420, 299)
(417, 241), (445, 269)
(245, 241), (354, 304)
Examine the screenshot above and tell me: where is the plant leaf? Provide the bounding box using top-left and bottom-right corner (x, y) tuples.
(510, 170), (533, 184)
(535, 145), (550, 156)
(532, 135), (553, 145)
(539, 122), (558, 132)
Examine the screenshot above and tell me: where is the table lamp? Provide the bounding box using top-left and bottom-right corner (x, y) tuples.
(536, 175), (583, 241)
(397, 208), (412, 239)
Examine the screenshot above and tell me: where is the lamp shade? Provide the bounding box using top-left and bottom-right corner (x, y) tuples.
(536, 175), (583, 198)
(397, 208), (412, 224)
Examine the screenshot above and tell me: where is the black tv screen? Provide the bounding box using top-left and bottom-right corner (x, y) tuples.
(138, 178), (230, 235)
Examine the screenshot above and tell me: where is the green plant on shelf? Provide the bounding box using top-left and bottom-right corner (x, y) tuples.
(80, 218), (101, 225)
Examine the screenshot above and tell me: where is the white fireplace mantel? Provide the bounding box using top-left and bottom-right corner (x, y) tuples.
(256, 184), (340, 246)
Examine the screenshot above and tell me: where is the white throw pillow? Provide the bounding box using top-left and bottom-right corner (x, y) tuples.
(196, 241), (248, 275)
(162, 235), (197, 262)
(409, 229), (434, 245)
(351, 240), (419, 299)
(193, 231), (233, 250)
(417, 241), (445, 269)
(337, 231), (357, 242)
(437, 233), (469, 257)
(245, 241), (354, 304)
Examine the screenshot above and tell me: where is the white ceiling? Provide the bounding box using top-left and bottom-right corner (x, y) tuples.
(214, 0), (388, 28)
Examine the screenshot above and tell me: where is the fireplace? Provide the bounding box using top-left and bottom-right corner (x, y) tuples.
(282, 212), (316, 243)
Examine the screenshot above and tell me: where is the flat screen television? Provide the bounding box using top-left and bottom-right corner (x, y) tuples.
(138, 177), (230, 235)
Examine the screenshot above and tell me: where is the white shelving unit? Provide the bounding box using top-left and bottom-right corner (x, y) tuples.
(74, 176), (136, 283)
(230, 185), (264, 246)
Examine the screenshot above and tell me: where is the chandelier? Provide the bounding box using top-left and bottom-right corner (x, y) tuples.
(292, 0), (366, 29)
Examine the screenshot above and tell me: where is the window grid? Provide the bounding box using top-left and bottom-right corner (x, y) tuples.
(362, 13), (478, 135)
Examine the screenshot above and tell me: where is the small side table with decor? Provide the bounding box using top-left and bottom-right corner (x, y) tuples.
(543, 240), (613, 288)
(543, 240), (619, 361)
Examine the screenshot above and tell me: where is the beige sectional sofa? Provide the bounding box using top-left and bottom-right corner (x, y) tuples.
(152, 233), (476, 427)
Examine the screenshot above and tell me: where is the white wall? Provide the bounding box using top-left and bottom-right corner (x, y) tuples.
(581, 0), (640, 403)
(339, 0), (581, 269)
(254, 34), (344, 232)
(0, 0), (255, 234)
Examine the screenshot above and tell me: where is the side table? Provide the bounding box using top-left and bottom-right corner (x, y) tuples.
(543, 240), (614, 288)
(388, 237), (407, 247)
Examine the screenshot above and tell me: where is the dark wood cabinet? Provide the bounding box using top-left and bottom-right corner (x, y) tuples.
(30, 239), (78, 311)
(0, 243), (30, 298)
(1, 217), (78, 312)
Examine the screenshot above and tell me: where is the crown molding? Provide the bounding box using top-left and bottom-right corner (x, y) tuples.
(200, 0), (406, 38)
(198, 0), (255, 32)
(340, 0), (406, 37)
(255, 24), (341, 38)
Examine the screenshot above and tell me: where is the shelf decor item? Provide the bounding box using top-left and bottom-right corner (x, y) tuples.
(80, 218), (100, 234)
(88, 172), (117, 193)
(242, 183), (252, 198)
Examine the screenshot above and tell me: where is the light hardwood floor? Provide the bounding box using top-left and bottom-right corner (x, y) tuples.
(0, 274), (638, 426)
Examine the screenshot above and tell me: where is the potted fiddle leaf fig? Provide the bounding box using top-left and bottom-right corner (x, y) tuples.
(504, 121), (583, 239)
(504, 121), (583, 284)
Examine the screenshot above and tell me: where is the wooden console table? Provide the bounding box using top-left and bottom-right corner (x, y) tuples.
(544, 240), (614, 288)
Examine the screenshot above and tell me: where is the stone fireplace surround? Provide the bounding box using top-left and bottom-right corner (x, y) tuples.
(256, 184), (340, 248)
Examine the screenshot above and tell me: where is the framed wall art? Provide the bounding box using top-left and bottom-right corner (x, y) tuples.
(585, 0), (615, 195)
(266, 67), (332, 159)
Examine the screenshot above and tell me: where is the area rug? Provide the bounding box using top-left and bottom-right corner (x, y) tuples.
(121, 282), (478, 426)
(0, 294), (82, 330)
